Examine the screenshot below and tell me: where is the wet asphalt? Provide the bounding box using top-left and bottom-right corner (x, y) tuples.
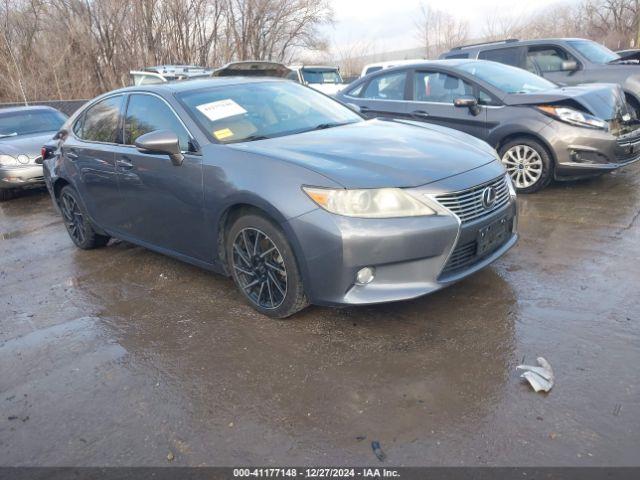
(1, 167), (639, 467)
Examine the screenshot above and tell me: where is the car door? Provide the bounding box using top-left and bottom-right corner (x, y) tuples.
(110, 93), (207, 261)
(348, 69), (409, 119)
(405, 69), (487, 140)
(63, 95), (124, 230)
(525, 45), (582, 85)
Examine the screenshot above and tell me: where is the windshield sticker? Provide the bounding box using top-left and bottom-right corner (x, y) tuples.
(214, 128), (234, 140)
(196, 99), (247, 122)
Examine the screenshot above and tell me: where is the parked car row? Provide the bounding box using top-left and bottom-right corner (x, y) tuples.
(1, 36), (638, 318)
(339, 57), (640, 192)
(131, 61), (349, 96)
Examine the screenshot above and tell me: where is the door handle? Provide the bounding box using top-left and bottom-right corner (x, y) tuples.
(66, 151), (79, 160)
(116, 159), (133, 170)
(359, 106), (371, 112)
(411, 110), (429, 119)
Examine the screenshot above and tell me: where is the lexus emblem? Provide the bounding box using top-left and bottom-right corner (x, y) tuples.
(481, 186), (497, 209)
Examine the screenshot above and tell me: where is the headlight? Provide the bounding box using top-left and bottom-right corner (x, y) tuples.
(303, 187), (436, 218)
(536, 105), (608, 130)
(0, 154), (17, 167)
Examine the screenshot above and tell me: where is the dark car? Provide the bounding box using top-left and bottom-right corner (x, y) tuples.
(439, 38), (640, 118)
(43, 78), (517, 318)
(337, 59), (640, 193)
(0, 106), (67, 200)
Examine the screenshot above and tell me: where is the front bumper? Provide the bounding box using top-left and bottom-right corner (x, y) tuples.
(289, 167), (518, 306)
(0, 165), (45, 189)
(540, 121), (640, 179)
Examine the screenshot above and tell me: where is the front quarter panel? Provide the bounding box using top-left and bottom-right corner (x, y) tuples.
(486, 106), (554, 149)
(200, 142), (343, 275)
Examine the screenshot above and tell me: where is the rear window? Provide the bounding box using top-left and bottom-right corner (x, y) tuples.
(0, 110), (66, 138)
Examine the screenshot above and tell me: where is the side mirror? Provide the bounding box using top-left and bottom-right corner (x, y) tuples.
(561, 60), (579, 72)
(346, 103), (361, 113)
(135, 130), (184, 166)
(454, 96), (480, 116)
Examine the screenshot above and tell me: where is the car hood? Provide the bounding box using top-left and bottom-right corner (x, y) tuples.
(228, 119), (498, 189)
(503, 83), (628, 121)
(0, 131), (55, 158)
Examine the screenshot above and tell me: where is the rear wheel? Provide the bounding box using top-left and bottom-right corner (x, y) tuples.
(59, 185), (110, 249)
(226, 213), (308, 318)
(499, 138), (553, 193)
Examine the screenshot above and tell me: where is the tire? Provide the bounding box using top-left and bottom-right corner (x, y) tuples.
(226, 213), (309, 318)
(499, 137), (553, 194)
(58, 185), (110, 249)
(0, 189), (15, 201)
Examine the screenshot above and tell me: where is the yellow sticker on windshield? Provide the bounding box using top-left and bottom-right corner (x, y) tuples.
(214, 128), (234, 140)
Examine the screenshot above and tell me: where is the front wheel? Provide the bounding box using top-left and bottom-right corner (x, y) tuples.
(499, 138), (553, 193)
(226, 213), (308, 319)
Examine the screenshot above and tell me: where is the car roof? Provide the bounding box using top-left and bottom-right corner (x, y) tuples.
(451, 38), (589, 52)
(109, 76), (290, 95)
(0, 105), (60, 115)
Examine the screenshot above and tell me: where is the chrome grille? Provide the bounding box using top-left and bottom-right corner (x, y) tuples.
(435, 176), (510, 224)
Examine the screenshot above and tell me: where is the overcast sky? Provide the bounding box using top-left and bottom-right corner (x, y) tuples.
(323, 0), (570, 53)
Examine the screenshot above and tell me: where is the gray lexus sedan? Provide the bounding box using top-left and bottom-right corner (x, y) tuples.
(0, 106), (67, 200)
(43, 78), (517, 318)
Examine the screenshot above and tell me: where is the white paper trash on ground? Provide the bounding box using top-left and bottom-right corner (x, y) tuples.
(516, 357), (554, 393)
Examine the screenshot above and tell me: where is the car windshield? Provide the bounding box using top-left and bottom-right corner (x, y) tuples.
(0, 109), (66, 138)
(568, 40), (620, 64)
(300, 68), (343, 84)
(179, 81), (362, 143)
(457, 61), (557, 94)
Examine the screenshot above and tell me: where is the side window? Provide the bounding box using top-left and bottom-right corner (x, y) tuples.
(286, 70), (299, 82)
(345, 83), (364, 97)
(125, 94), (190, 151)
(527, 46), (576, 72)
(478, 47), (523, 67)
(413, 71), (473, 103)
(478, 90), (497, 106)
(362, 71), (407, 100)
(80, 96), (123, 143)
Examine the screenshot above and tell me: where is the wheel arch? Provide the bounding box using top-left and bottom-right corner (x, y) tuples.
(495, 132), (557, 168)
(215, 197), (312, 298)
(52, 177), (70, 200)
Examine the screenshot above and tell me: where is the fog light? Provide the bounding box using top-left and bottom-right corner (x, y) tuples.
(356, 267), (375, 285)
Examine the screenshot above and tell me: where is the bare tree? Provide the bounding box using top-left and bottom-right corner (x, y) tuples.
(415, 2), (469, 58)
(0, 0), (332, 102)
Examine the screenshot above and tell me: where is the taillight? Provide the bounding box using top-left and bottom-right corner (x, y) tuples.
(41, 146), (47, 159)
